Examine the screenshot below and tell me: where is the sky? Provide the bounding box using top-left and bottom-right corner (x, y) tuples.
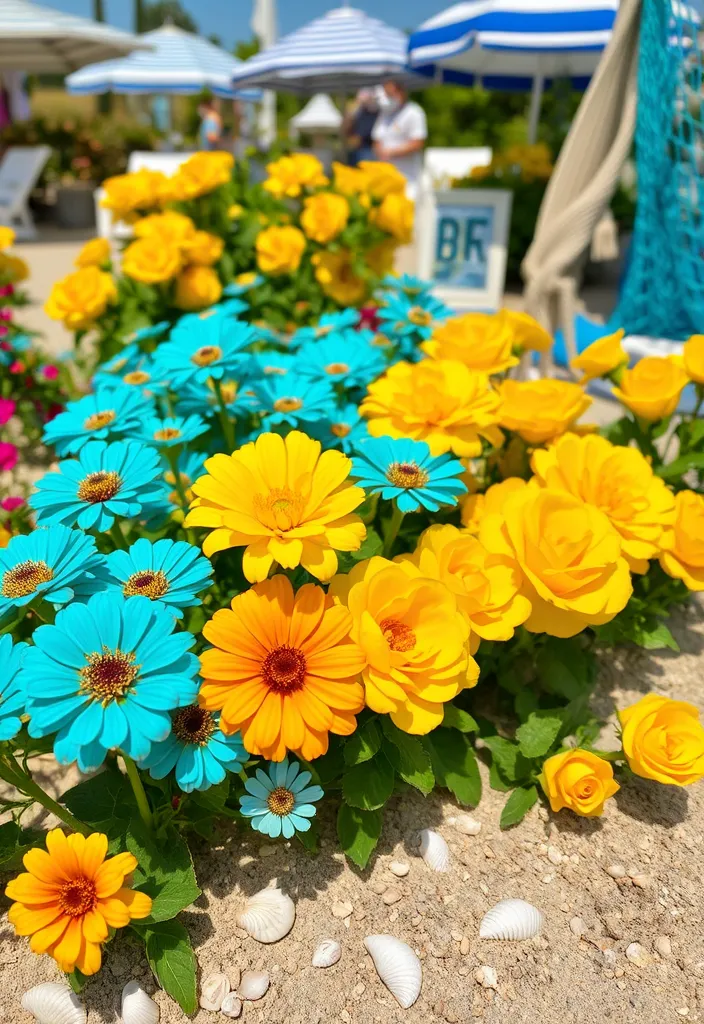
(47, 1), (443, 49)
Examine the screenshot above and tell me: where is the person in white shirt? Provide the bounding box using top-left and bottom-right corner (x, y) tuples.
(372, 80), (428, 199)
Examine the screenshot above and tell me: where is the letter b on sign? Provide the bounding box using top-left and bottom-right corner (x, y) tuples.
(437, 217), (459, 262)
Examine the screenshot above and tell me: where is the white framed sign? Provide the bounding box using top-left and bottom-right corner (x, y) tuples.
(417, 188), (513, 312)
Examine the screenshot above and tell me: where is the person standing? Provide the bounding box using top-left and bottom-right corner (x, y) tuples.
(372, 80), (427, 199)
(344, 88), (379, 165)
(198, 95), (223, 151)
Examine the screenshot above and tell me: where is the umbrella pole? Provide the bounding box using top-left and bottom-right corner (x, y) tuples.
(527, 72), (544, 144)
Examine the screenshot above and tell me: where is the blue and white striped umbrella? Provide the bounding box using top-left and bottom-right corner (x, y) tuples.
(66, 24), (260, 100)
(231, 6), (421, 94)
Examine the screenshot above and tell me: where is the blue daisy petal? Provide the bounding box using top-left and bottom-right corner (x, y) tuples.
(238, 756), (324, 839)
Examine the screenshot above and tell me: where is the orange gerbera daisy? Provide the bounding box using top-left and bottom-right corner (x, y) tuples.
(5, 829), (152, 975)
(199, 575), (366, 761)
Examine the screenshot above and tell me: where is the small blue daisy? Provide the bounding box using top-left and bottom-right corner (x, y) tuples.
(223, 275), (264, 296)
(140, 707), (247, 792)
(172, 298), (249, 335)
(130, 413), (209, 449)
(296, 333), (385, 390)
(128, 321), (171, 344)
(94, 352), (168, 397)
(291, 309), (361, 347)
(176, 376), (259, 421)
(380, 273), (434, 298)
(308, 403), (370, 454)
(42, 383), (152, 456)
(105, 538), (213, 613)
(376, 292), (451, 346)
(248, 350), (295, 381)
(22, 591), (200, 772)
(239, 758), (324, 838)
(153, 316), (257, 389)
(0, 635), (28, 741)
(252, 372), (335, 430)
(93, 343), (141, 379)
(352, 436), (467, 513)
(0, 525), (109, 621)
(30, 440), (164, 532)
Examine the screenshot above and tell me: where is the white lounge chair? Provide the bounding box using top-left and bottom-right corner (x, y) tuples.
(94, 150), (196, 240)
(0, 145), (51, 240)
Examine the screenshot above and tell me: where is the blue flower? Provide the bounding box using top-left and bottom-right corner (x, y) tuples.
(352, 436), (467, 513)
(92, 344), (141, 379)
(291, 309), (361, 347)
(376, 292), (451, 345)
(94, 352), (168, 397)
(308, 403), (369, 453)
(248, 351), (295, 381)
(30, 440), (164, 532)
(239, 758), (324, 838)
(0, 525), (109, 621)
(223, 275), (263, 296)
(296, 333), (385, 390)
(176, 376), (259, 421)
(42, 384), (152, 456)
(130, 414), (209, 449)
(153, 316), (257, 388)
(0, 635), (28, 741)
(22, 592), (200, 772)
(172, 298), (249, 336)
(252, 372), (335, 429)
(380, 273), (434, 298)
(105, 538), (213, 613)
(140, 707), (247, 792)
(128, 321), (171, 344)
(0, 334), (31, 365)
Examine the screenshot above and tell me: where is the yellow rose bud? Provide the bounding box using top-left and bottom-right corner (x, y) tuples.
(571, 328), (628, 383)
(0, 253), (29, 284)
(311, 249), (367, 306)
(683, 334), (704, 385)
(133, 210), (196, 247)
(618, 694), (704, 786)
(0, 226), (16, 250)
(358, 160), (407, 198)
(612, 355), (689, 422)
(122, 237), (183, 284)
(75, 236), (111, 269)
(173, 265), (223, 311)
(500, 309), (553, 352)
(168, 151), (234, 200)
(235, 271), (258, 287)
(498, 379), (592, 445)
(263, 153), (328, 198)
(539, 749), (619, 817)
(300, 192), (350, 244)
(372, 192), (414, 244)
(423, 312), (519, 375)
(228, 203), (244, 219)
(101, 168), (169, 220)
(44, 266), (117, 331)
(658, 489), (704, 590)
(256, 225), (306, 276)
(182, 230), (224, 267)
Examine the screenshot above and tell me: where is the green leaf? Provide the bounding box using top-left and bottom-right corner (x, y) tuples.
(296, 819), (319, 853)
(657, 451), (704, 479)
(380, 720), (435, 795)
(125, 820), (201, 923)
(442, 704), (479, 733)
(514, 689), (539, 722)
(516, 710), (564, 759)
(62, 768), (132, 839)
(342, 755), (395, 811)
(637, 623), (679, 651)
(336, 528), (383, 571)
(337, 803), (383, 869)
(343, 719), (382, 766)
(500, 785), (538, 829)
(0, 822), (46, 872)
(423, 730), (481, 807)
(536, 638), (595, 700)
(482, 735), (532, 783)
(140, 920), (198, 1015)
(181, 780), (231, 838)
(489, 761), (512, 792)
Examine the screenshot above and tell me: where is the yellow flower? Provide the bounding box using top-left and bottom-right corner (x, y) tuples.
(235, 271), (258, 287)
(0, 253), (29, 284)
(182, 230), (225, 266)
(460, 477), (528, 532)
(365, 239), (397, 277)
(361, 359), (503, 458)
(683, 334), (704, 385)
(407, 524), (531, 644)
(612, 356), (689, 422)
(185, 431), (366, 582)
(173, 265), (222, 311)
(619, 694), (704, 786)
(500, 309), (553, 352)
(372, 192), (414, 243)
(531, 434), (675, 573)
(263, 153), (328, 198)
(100, 169), (169, 220)
(44, 266), (117, 331)
(300, 192), (350, 244)
(0, 226), (15, 249)
(74, 237), (111, 269)
(256, 225), (306, 276)
(358, 160), (407, 198)
(480, 486), (632, 637)
(122, 236), (183, 284)
(5, 829), (152, 976)
(658, 489), (704, 591)
(422, 312), (519, 375)
(133, 210), (196, 247)
(332, 161), (369, 195)
(329, 556), (478, 734)
(228, 203), (244, 219)
(571, 329), (628, 383)
(498, 378), (592, 444)
(312, 250), (367, 305)
(539, 749), (619, 817)
(0, 525), (11, 548)
(169, 151), (234, 200)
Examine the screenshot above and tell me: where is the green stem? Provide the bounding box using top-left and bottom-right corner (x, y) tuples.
(383, 505), (405, 558)
(0, 755), (91, 835)
(110, 522), (128, 551)
(122, 755), (154, 832)
(165, 447), (190, 510)
(0, 608), (25, 637)
(212, 378), (236, 453)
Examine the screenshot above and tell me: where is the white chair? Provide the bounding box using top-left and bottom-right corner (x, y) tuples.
(94, 150), (196, 240)
(0, 146), (51, 240)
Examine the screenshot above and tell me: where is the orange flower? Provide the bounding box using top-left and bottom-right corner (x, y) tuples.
(199, 575), (366, 760)
(5, 829), (151, 976)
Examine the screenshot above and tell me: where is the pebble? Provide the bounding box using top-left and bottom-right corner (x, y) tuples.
(332, 900), (353, 919)
(603, 949), (617, 968)
(451, 930), (463, 942)
(239, 970), (270, 1001)
(312, 939), (342, 968)
(475, 966), (498, 990)
(389, 861), (410, 877)
(454, 815), (482, 836)
(569, 917), (587, 937)
(625, 942), (650, 967)
(221, 993), (243, 1019)
(353, 983), (366, 997)
(606, 864), (627, 879)
(547, 845), (563, 866)
(371, 880), (388, 895)
(382, 887), (403, 906)
(631, 874), (651, 889)
(460, 937), (470, 956)
(258, 844), (277, 858)
(654, 936), (672, 958)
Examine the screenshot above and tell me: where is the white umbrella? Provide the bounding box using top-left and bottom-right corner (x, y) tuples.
(290, 94), (343, 134)
(0, 0), (151, 72)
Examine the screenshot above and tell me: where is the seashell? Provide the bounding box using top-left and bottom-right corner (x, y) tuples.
(236, 886), (295, 943)
(312, 938), (341, 968)
(238, 970), (270, 1001)
(364, 934), (422, 1009)
(199, 972), (230, 1011)
(121, 982), (159, 1024)
(479, 898), (544, 940)
(221, 993), (243, 1018)
(475, 965), (498, 990)
(21, 983), (87, 1024)
(418, 829), (450, 872)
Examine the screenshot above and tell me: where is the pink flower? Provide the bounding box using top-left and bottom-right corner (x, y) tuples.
(0, 309), (12, 322)
(0, 284), (14, 298)
(0, 398), (15, 425)
(1, 496), (23, 512)
(41, 364), (59, 380)
(8, 360), (23, 374)
(0, 325), (8, 338)
(359, 306), (380, 332)
(0, 442), (18, 472)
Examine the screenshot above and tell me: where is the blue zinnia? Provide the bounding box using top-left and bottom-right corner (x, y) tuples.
(94, 352), (168, 397)
(42, 384), (152, 456)
(249, 351), (295, 381)
(296, 333), (385, 390)
(172, 298), (249, 336)
(380, 273), (434, 298)
(352, 436), (467, 513)
(140, 707), (246, 792)
(128, 321), (171, 344)
(153, 316), (257, 388)
(308, 402), (369, 454)
(105, 538), (213, 613)
(0, 635), (28, 741)
(176, 376), (259, 421)
(223, 275), (263, 296)
(0, 525), (109, 621)
(130, 413), (208, 449)
(22, 592), (200, 772)
(291, 309), (361, 347)
(30, 440), (164, 531)
(239, 758), (324, 838)
(93, 343), (141, 379)
(252, 372), (335, 429)
(376, 292), (451, 343)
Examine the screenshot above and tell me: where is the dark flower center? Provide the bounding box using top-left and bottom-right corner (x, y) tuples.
(331, 422), (352, 438)
(59, 878), (97, 917)
(192, 344), (222, 367)
(154, 427), (182, 442)
(262, 645), (306, 694)
(77, 470), (122, 504)
(2, 559), (54, 598)
(83, 410), (115, 431)
(385, 461), (429, 490)
(380, 617), (417, 653)
(123, 569), (169, 600)
(267, 786), (295, 816)
(273, 396), (302, 413)
(80, 646), (139, 705)
(172, 705), (216, 745)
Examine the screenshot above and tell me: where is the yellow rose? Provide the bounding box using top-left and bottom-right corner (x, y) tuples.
(332, 161), (369, 195)
(0, 226), (16, 250)
(500, 309), (553, 352)
(0, 524), (11, 548)
(182, 230), (225, 266)
(372, 192), (414, 243)
(571, 329), (628, 383)
(531, 434), (675, 573)
(263, 153), (328, 198)
(312, 250), (367, 305)
(0, 253), (28, 284)
(101, 169), (169, 220)
(498, 379), (592, 444)
(358, 160), (406, 198)
(122, 237), (183, 284)
(612, 356), (689, 421)
(256, 225), (306, 276)
(683, 334), (704, 385)
(460, 477), (528, 532)
(74, 237), (111, 269)
(365, 239), (397, 277)
(44, 266), (117, 331)
(619, 694), (704, 786)
(300, 192), (350, 244)
(173, 265), (222, 311)
(228, 203), (244, 219)
(658, 489), (704, 590)
(133, 210), (196, 247)
(169, 151), (234, 200)
(539, 749), (619, 817)
(480, 487), (632, 637)
(423, 312), (519, 375)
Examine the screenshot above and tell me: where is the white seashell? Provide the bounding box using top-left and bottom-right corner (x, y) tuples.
(364, 934), (422, 1009)
(121, 982), (159, 1024)
(236, 887), (295, 943)
(418, 829), (450, 872)
(454, 814), (482, 836)
(475, 965), (498, 990)
(221, 993), (243, 1018)
(312, 939), (341, 968)
(199, 972), (230, 1011)
(238, 970), (270, 1001)
(479, 899), (544, 941)
(21, 983), (87, 1024)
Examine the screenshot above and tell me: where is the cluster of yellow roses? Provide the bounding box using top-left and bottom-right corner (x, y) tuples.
(0, 226), (29, 286)
(100, 151), (234, 222)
